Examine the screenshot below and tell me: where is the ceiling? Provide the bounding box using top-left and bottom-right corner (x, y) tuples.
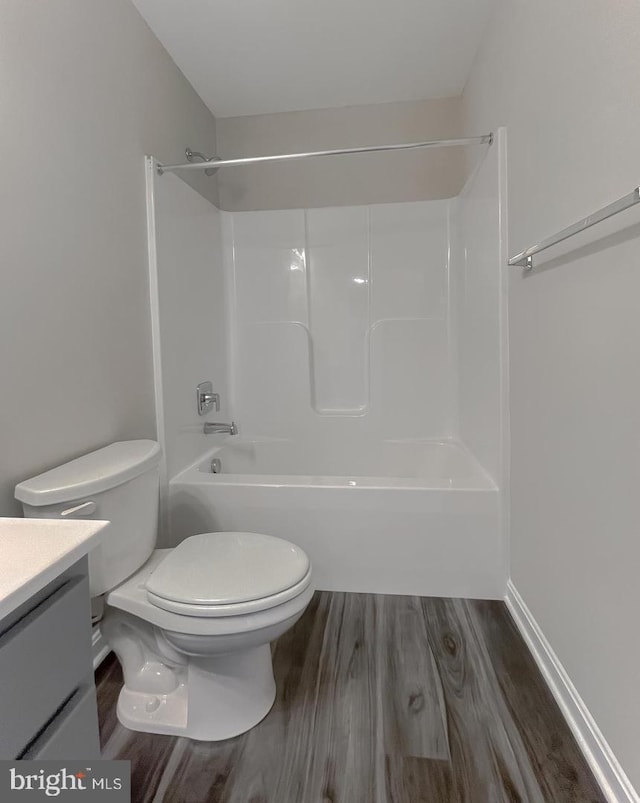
(132, 0), (495, 119)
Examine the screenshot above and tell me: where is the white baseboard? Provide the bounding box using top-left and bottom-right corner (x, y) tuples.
(92, 624), (111, 670)
(505, 581), (639, 803)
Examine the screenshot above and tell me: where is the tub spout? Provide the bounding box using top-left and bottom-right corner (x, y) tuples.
(204, 421), (238, 435)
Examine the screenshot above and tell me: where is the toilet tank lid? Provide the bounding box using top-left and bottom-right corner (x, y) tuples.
(15, 440), (162, 507)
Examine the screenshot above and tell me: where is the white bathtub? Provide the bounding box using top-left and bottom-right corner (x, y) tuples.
(169, 439), (505, 598)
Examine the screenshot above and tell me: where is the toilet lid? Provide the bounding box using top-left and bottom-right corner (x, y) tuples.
(145, 532), (310, 608)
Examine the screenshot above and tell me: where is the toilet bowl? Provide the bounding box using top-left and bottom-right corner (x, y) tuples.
(102, 533), (313, 740)
(102, 533), (313, 741)
(15, 440), (313, 741)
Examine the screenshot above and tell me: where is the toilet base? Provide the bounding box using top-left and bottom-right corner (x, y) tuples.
(101, 605), (280, 741)
(115, 643), (276, 741)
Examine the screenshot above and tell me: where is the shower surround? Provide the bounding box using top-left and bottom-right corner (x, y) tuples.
(228, 201), (454, 433)
(147, 132), (507, 597)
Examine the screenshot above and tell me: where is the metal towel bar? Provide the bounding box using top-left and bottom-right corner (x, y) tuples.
(508, 187), (640, 270)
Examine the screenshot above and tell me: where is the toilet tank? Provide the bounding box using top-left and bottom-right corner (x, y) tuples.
(15, 440), (162, 597)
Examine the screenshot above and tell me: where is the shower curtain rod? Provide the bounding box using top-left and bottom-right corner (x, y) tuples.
(157, 134), (493, 175)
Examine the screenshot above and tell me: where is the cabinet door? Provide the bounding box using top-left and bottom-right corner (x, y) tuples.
(22, 684), (100, 760)
(0, 576), (93, 758)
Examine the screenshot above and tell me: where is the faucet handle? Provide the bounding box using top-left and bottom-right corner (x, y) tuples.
(202, 392), (220, 411)
(196, 381), (220, 415)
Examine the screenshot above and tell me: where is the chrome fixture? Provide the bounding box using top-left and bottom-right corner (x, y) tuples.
(157, 135), (493, 175)
(509, 186), (640, 271)
(196, 381), (219, 416)
(184, 146), (221, 176)
(210, 458), (222, 474)
(204, 421), (238, 435)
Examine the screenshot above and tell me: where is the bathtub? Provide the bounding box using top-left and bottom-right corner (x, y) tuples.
(169, 439), (505, 598)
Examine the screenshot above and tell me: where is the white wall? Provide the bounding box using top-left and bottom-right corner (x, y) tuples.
(150, 171), (228, 485)
(463, 0), (640, 790)
(226, 201), (456, 445)
(0, 0), (218, 516)
(216, 99), (467, 210)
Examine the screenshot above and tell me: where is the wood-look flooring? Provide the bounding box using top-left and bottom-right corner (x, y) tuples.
(96, 593), (606, 803)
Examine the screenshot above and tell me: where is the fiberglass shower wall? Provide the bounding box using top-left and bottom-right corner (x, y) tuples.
(450, 129), (507, 488)
(223, 199), (458, 447)
(145, 162), (230, 538)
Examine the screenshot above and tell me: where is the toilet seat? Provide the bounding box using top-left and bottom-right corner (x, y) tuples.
(145, 532), (311, 617)
(106, 549), (314, 638)
(147, 569), (312, 617)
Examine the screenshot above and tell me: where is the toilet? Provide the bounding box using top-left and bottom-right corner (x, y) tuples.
(15, 440), (313, 741)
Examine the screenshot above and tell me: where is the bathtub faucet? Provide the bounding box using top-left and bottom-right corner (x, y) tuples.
(204, 421), (238, 435)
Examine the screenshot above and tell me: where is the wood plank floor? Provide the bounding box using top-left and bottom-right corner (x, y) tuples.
(96, 592), (606, 803)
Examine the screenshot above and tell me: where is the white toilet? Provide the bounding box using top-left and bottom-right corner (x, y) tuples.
(15, 440), (313, 741)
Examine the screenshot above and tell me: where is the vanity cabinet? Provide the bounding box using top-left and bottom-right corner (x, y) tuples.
(0, 557), (100, 760)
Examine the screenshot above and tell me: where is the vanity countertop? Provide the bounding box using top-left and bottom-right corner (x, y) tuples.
(0, 517), (107, 621)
